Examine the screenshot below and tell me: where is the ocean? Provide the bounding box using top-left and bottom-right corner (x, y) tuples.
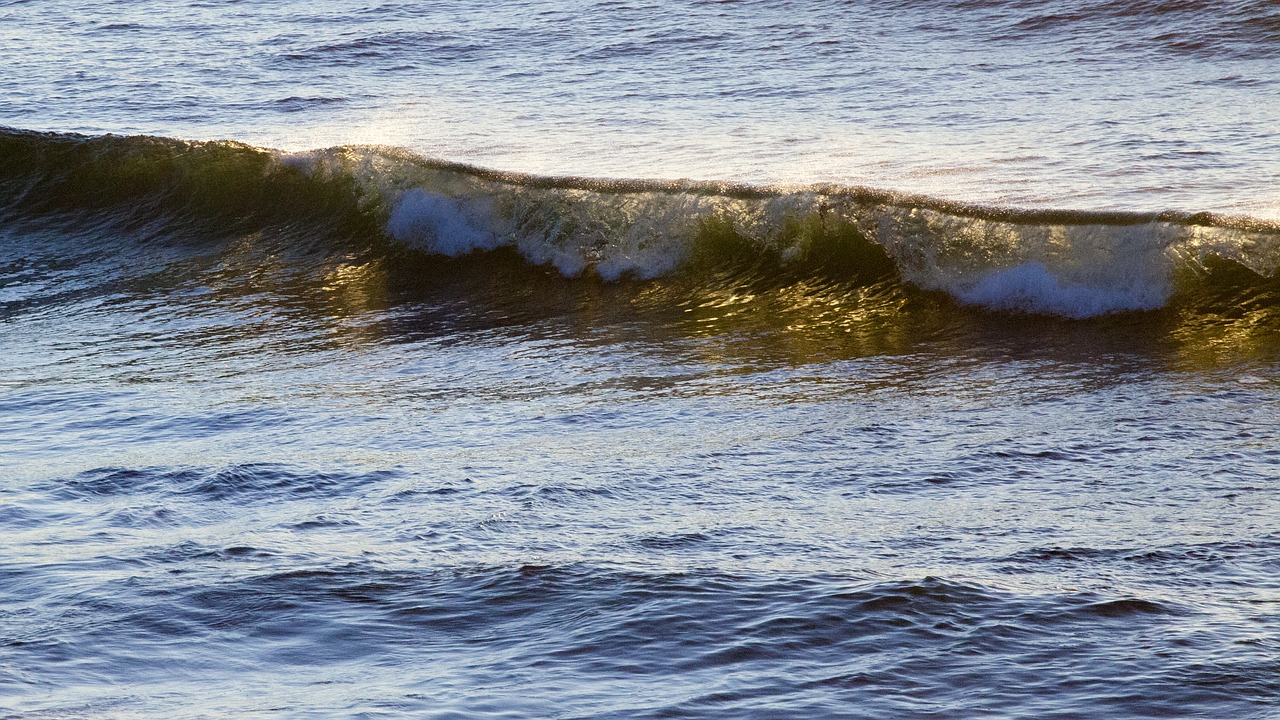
(2, 1), (1279, 718)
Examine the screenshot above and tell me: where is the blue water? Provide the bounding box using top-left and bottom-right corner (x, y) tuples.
(4, 0), (1279, 216)
(2, 1), (1280, 718)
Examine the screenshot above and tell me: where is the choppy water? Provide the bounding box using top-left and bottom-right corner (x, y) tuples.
(2, 1), (1280, 718)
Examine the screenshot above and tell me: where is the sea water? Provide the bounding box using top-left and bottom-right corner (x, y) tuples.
(1, 1), (1279, 718)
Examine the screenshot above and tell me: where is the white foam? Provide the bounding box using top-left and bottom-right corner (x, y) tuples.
(351, 155), (1275, 319)
(383, 181), (721, 279)
(386, 189), (505, 257)
(953, 262), (1170, 318)
(515, 234), (589, 277)
(866, 210), (1184, 318)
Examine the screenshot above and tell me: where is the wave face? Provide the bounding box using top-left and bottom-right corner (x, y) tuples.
(3, 129), (1278, 319)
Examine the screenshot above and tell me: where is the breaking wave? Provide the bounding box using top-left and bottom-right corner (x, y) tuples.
(3, 128), (1278, 319)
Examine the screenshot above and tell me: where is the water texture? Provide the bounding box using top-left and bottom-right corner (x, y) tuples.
(2, 0), (1279, 215)
(1, 1), (1279, 718)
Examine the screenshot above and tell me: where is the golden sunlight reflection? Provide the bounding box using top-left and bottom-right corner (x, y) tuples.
(322, 258), (390, 316)
(318, 257), (391, 344)
(1166, 298), (1280, 372)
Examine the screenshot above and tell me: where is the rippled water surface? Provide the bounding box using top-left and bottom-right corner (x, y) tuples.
(2, 204), (1279, 717)
(3, 0), (1279, 214)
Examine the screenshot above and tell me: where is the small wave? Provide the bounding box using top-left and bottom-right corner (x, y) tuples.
(989, 0), (1280, 61)
(270, 95), (349, 112)
(3, 550), (1255, 718)
(281, 30), (483, 65)
(49, 464), (399, 503)
(3, 128), (1278, 319)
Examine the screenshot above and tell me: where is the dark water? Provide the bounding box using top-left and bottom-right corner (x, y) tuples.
(3, 1), (1280, 718)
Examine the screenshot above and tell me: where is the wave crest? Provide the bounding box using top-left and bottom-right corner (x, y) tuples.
(4, 128), (1279, 318)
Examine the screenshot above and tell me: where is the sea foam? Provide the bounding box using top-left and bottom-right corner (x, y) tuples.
(952, 262), (1169, 318)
